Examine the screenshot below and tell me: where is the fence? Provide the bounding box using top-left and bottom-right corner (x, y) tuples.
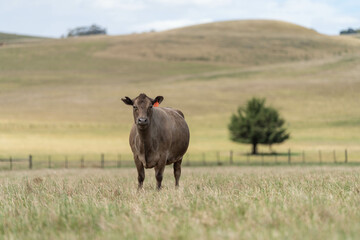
(181, 149), (355, 166)
(0, 154), (135, 171)
(0, 149), (358, 171)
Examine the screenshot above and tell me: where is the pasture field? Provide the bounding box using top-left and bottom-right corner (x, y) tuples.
(0, 20), (360, 156)
(1, 166), (360, 239)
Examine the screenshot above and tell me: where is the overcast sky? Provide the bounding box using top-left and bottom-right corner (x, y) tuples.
(1, 0), (360, 38)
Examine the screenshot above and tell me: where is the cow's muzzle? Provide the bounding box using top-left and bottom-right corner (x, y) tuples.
(137, 118), (148, 126)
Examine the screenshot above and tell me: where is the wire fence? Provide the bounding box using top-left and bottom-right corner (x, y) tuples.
(0, 149), (358, 171)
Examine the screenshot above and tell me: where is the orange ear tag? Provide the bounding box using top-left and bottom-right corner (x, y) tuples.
(153, 101), (159, 107)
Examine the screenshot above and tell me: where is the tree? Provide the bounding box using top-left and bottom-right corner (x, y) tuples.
(228, 98), (290, 154)
(67, 24), (107, 37)
(340, 28), (359, 35)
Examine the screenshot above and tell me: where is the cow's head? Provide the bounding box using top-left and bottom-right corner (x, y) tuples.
(122, 93), (164, 130)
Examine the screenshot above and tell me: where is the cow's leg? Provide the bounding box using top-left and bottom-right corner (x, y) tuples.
(154, 164), (165, 190)
(135, 157), (145, 189)
(173, 159), (182, 188)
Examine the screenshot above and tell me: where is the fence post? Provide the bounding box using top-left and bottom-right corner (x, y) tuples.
(302, 151), (305, 163)
(117, 154), (121, 168)
(65, 156), (68, 169)
(9, 156), (12, 170)
(229, 150), (233, 165)
(29, 155), (32, 169)
(48, 156), (51, 169)
(333, 150), (336, 163)
(101, 154), (105, 169)
(319, 150), (322, 164)
(274, 153), (277, 164)
(288, 149), (291, 164)
(81, 156), (84, 168)
(345, 149), (348, 163)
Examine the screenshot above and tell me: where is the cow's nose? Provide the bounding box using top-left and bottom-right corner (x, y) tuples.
(137, 118), (148, 125)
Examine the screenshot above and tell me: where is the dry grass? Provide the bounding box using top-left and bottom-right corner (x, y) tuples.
(1, 166), (360, 239)
(1, 20), (360, 156)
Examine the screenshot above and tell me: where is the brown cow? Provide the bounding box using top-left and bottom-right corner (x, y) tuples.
(122, 93), (190, 190)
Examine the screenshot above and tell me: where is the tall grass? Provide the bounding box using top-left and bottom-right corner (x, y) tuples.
(1, 167), (360, 239)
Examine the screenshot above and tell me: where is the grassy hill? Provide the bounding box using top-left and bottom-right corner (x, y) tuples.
(0, 20), (360, 158)
(97, 20), (358, 65)
(0, 32), (47, 44)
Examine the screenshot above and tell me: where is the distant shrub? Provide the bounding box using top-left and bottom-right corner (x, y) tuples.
(340, 28), (360, 35)
(67, 24), (107, 37)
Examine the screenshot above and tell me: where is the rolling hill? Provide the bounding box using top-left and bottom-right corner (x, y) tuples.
(0, 32), (47, 44)
(96, 20), (359, 65)
(0, 20), (360, 157)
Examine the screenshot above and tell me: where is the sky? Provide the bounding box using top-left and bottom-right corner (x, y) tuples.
(1, 0), (360, 38)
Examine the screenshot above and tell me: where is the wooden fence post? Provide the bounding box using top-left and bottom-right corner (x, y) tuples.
(345, 149), (348, 163)
(302, 151), (305, 163)
(202, 153), (206, 166)
(48, 156), (51, 169)
(229, 150), (233, 165)
(274, 153), (277, 164)
(288, 149), (291, 164)
(29, 155), (32, 169)
(10, 157), (12, 170)
(81, 156), (84, 168)
(117, 154), (121, 168)
(101, 154), (105, 169)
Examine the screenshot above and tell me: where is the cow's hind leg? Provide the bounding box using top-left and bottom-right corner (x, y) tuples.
(173, 159), (182, 188)
(135, 157), (145, 190)
(155, 164), (165, 190)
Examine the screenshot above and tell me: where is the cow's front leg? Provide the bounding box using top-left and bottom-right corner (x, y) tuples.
(154, 164), (165, 190)
(135, 156), (145, 189)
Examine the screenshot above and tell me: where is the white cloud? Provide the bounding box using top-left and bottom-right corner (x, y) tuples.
(90, 0), (146, 10)
(133, 18), (213, 32)
(256, 0), (360, 34)
(0, 0), (359, 36)
(151, 0), (232, 7)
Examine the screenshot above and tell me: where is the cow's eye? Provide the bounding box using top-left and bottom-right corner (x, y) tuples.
(133, 106), (138, 110)
(149, 106), (153, 109)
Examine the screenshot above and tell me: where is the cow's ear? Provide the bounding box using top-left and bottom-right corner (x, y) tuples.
(121, 96), (133, 106)
(152, 96), (164, 105)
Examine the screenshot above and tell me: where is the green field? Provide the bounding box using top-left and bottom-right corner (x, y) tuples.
(1, 20), (360, 157)
(1, 166), (360, 239)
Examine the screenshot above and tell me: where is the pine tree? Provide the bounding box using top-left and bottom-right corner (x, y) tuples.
(228, 98), (289, 154)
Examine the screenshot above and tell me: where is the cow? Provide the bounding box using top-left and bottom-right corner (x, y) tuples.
(122, 93), (190, 190)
